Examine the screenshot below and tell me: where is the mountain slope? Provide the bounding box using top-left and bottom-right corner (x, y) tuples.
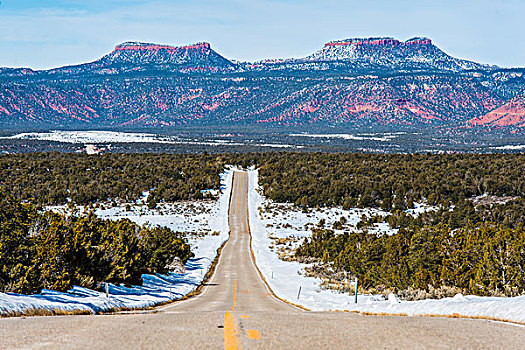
(46, 42), (236, 76)
(0, 74), (504, 128)
(469, 95), (525, 128)
(248, 37), (494, 74)
(0, 37), (523, 130)
(304, 37), (489, 72)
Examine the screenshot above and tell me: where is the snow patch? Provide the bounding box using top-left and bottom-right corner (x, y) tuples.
(290, 133), (397, 142)
(248, 169), (525, 324)
(0, 168), (234, 316)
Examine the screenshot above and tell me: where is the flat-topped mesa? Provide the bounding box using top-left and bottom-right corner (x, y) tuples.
(405, 37), (432, 45)
(324, 37), (432, 47)
(98, 41), (234, 72)
(302, 35), (488, 72)
(325, 37), (400, 47)
(114, 42), (211, 53)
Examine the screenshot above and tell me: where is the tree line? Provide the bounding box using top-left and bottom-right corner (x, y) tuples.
(256, 153), (525, 210)
(5, 152), (523, 210)
(249, 152), (525, 296)
(296, 223), (525, 297)
(0, 198), (193, 294)
(2, 151), (524, 298)
(0, 152), (225, 205)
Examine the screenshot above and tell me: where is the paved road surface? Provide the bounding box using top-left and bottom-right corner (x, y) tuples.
(0, 171), (524, 349)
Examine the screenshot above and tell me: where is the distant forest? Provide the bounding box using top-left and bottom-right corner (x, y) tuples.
(254, 153), (525, 297)
(256, 153), (525, 210)
(0, 153), (225, 205)
(2, 152), (523, 208)
(1, 152), (524, 297)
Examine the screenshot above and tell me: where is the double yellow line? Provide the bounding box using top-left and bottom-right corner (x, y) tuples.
(224, 280), (241, 350)
(224, 174), (261, 349)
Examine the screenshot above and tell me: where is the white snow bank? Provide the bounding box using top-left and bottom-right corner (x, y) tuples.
(0, 169), (234, 316)
(248, 169), (525, 324)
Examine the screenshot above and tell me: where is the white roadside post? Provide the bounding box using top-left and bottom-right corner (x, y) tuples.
(105, 282), (109, 299)
(354, 277), (358, 304)
(297, 286), (302, 300)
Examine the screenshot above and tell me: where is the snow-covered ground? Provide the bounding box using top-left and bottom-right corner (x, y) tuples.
(258, 199), (393, 242)
(289, 133), (397, 142)
(493, 144), (525, 150)
(0, 130), (302, 149)
(0, 169), (234, 316)
(3, 167), (524, 324)
(1, 130), (240, 146)
(248, 169), (525, 324)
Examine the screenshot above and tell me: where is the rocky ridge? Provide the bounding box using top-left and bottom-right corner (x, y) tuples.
(303, 37), (489, 72)
(469, 95), (525, 128)
(0, 37), (523, 130)
(45, 41), (235, 76)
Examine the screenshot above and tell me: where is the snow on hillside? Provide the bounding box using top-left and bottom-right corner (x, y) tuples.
(0, 169), (234, 316)
(248, 169), (525, 324)
(302, 37), (488, 72)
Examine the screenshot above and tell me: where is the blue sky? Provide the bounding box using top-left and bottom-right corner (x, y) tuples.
(0, 0), (523, 69)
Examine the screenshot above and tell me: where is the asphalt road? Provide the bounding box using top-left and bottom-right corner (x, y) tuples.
(0, 171), (524, 349)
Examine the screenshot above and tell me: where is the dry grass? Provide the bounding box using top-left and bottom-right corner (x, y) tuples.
(419, 313), (525, 325)
(302, 263), (356, 294)
(359, 311), (409, 317)
(1, 308), (92, 318)
(350, 310), (525, 326)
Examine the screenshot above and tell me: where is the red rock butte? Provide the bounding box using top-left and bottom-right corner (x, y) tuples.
(405, 38), (432, 45)
(325, 37), (432, 47)
(114, 42), (211, 53)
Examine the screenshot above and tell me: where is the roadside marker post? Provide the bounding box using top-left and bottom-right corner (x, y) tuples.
(105, 282), (109, 299)
(354, 277), (358, 304)
(297, 286), (302, 300)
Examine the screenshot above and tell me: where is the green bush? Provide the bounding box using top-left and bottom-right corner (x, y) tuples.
(296, 223), (525, 296)
(0, 199), (193, 294)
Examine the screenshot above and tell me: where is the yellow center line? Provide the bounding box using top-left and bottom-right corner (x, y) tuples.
(232, 279), (237, 311)
(246, 329), (261, 340)
(224, 280), (241, 349)
(224, 311), (241, 350)
(224, 174), (259, 349)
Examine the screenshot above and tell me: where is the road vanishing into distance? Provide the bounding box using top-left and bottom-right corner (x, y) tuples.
(1, 171), (524, 349)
